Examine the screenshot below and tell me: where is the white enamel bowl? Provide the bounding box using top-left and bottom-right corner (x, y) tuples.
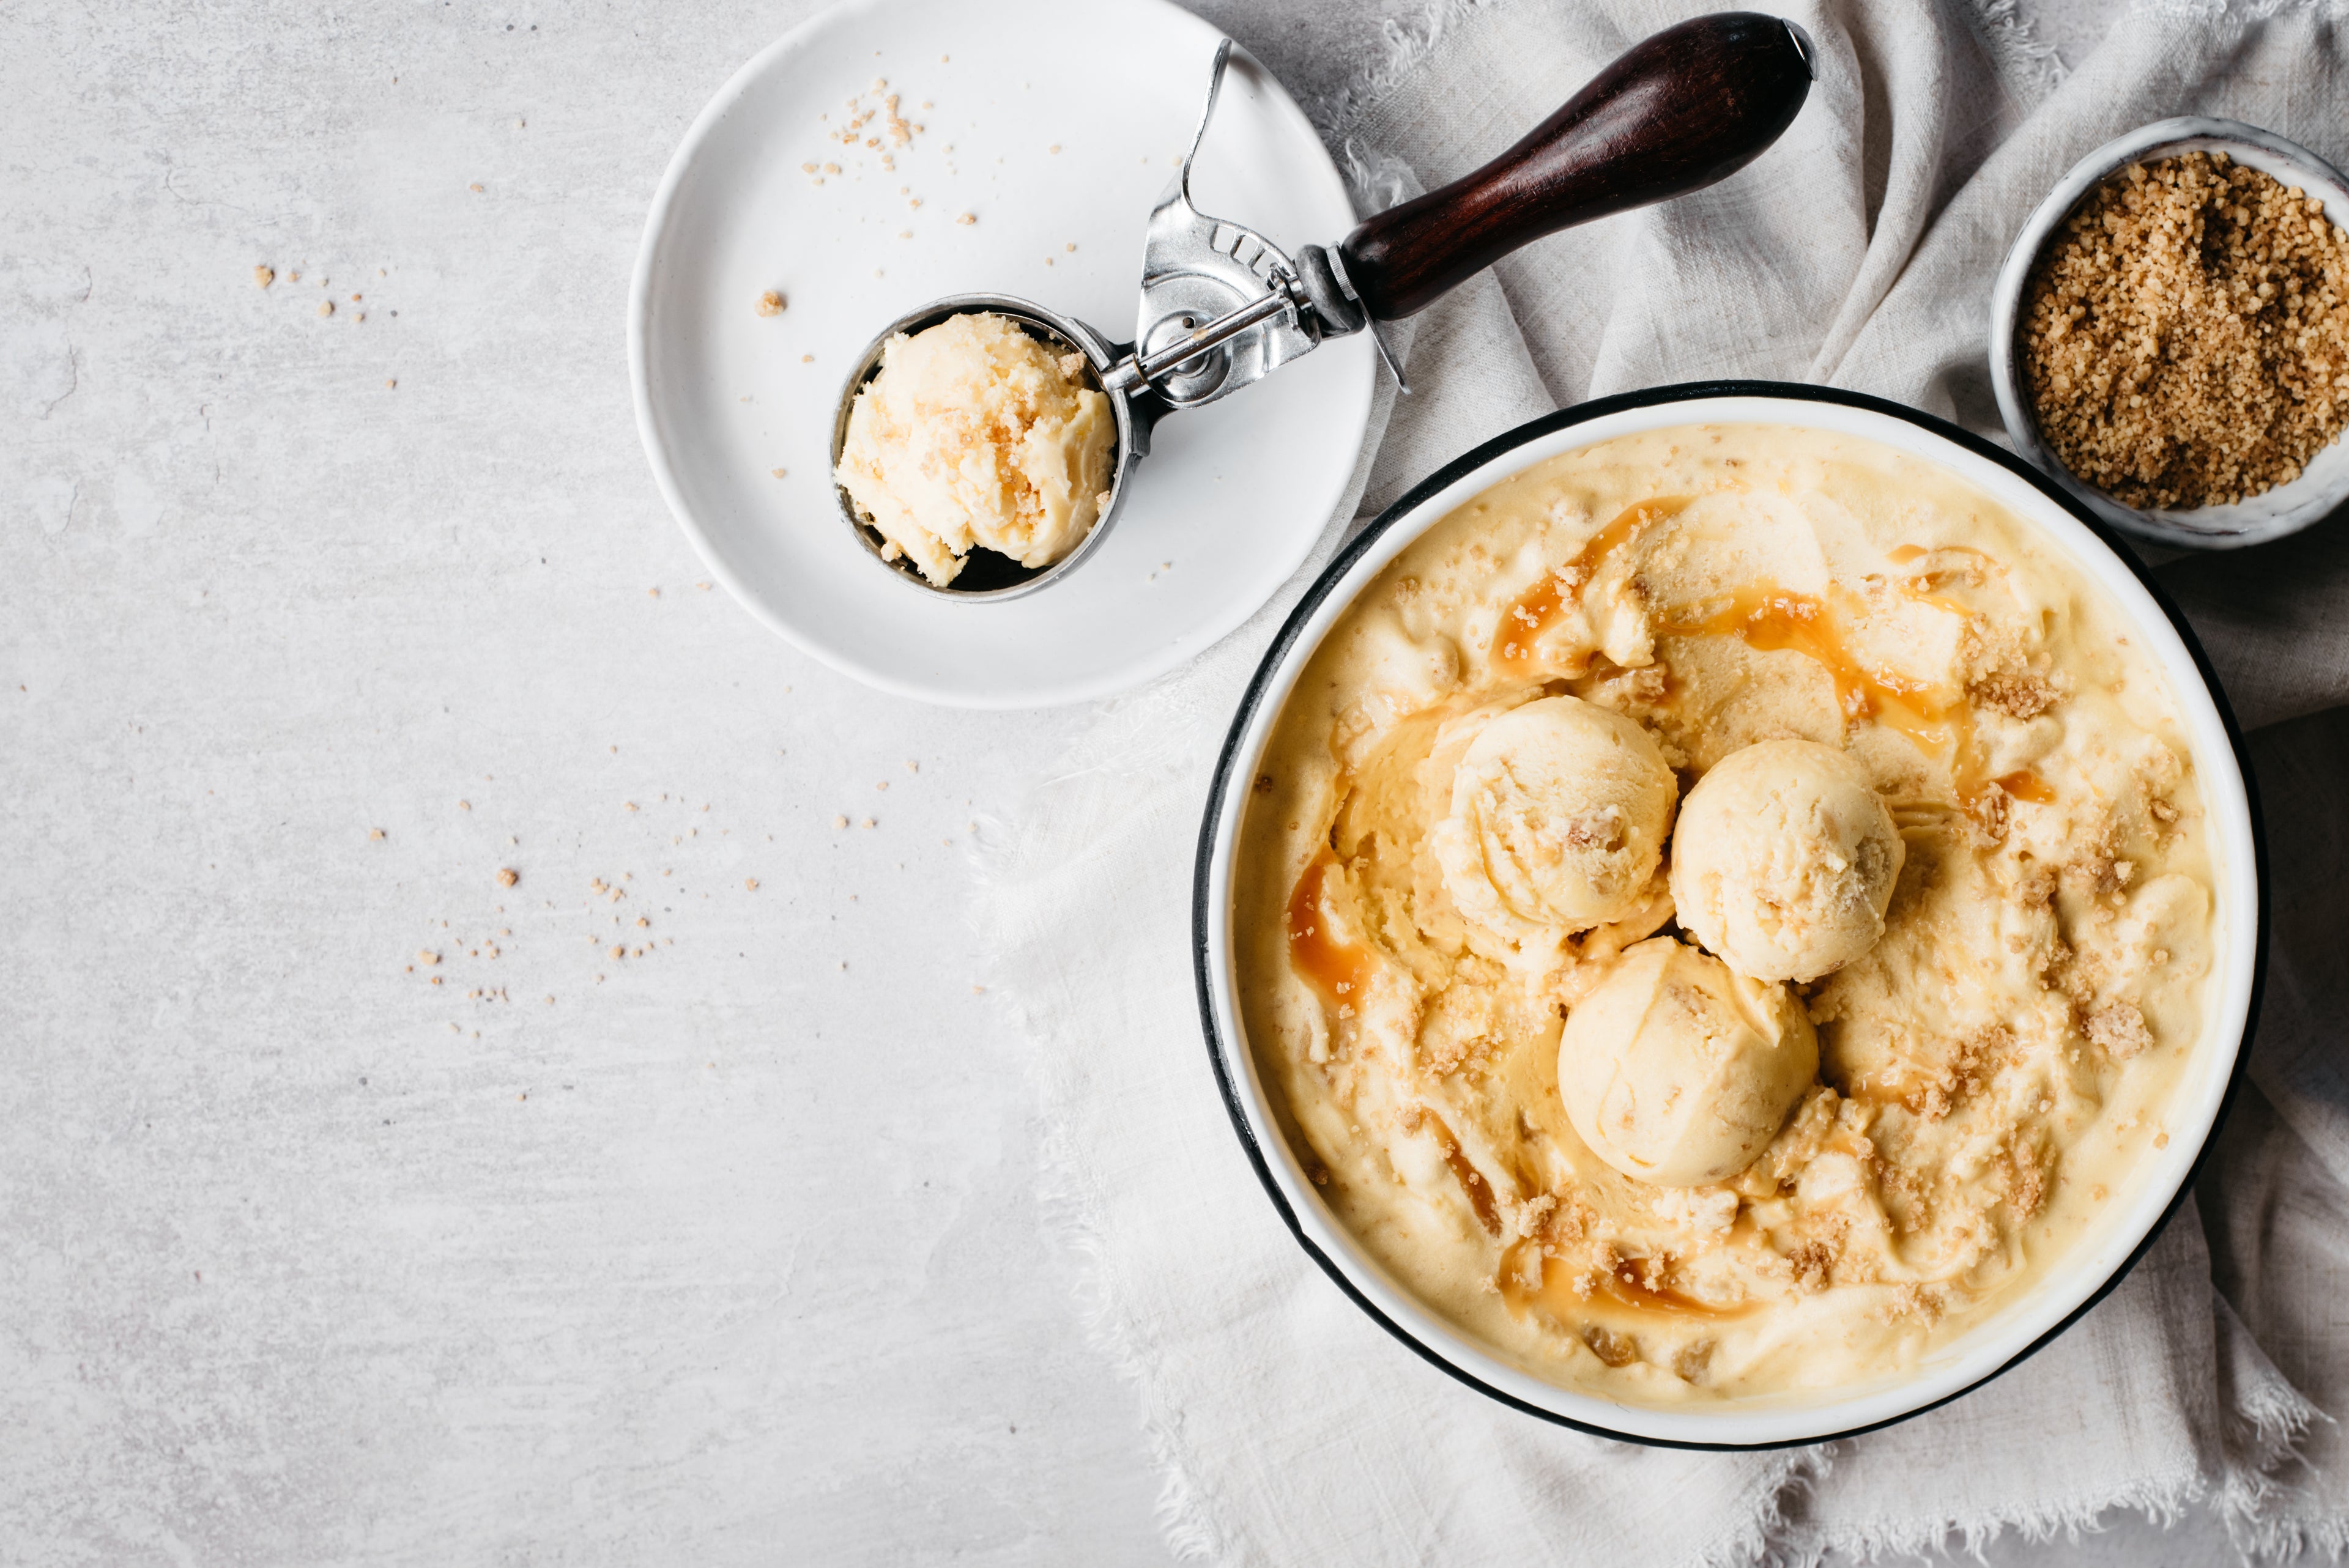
(1988, 116), (2349, 552)
(1194, 384), (2265, 1449)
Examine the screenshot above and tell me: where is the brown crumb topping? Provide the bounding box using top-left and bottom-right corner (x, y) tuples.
(1963, 785), (2010, 848)
(1998, 1131), (2052, 1219)
(1913, 1024), (2013, 1121)
(1970, 669), (2059, 720)
(1785, 1241), (1835, 1294)
(2020, 151), (2349, 509)
(2085, 1001), (2154, 1060)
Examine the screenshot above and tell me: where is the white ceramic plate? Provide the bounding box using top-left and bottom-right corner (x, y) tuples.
(1196, 386), (2263, 1448)
(630, 0), (1376, 707)
(1987, 117), (2349, 551)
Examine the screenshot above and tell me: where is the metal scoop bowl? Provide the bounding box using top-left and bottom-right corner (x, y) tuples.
(831, 295), (1155, 599)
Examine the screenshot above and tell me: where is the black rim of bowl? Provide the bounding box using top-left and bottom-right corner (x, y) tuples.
(1189, 377), (2271, 1453)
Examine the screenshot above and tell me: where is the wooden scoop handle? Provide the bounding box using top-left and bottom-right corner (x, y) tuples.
(1335, 12), (1814, 322)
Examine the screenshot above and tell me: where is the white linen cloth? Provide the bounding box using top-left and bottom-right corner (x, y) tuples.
(976, 1), (2349, 1560)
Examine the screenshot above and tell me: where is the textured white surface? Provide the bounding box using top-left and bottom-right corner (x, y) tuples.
(0, 1), (1161, 1559)
(4, 0), (2241, 1563)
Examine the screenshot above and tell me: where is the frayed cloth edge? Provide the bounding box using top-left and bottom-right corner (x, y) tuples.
(1960, 0), (2069, 106)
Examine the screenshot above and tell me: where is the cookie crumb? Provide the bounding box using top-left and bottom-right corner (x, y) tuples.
(956, 212), (976, 226)
(253, 264), (275, 288)
(755, 289), (786, 317)
(1972, 670), (2058, 719)
(496, 867), (519, 887)
(2086, 1002), (2154, 1059)
(2022, 151), (2349, 508)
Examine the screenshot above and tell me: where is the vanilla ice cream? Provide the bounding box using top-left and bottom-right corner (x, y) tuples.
(834, 312), (1116, 587)
(1233, 423), (2220, 1405)
(1560, 936), (1817, 1186)
(1433, 696), (1677, 959)
(1669, 739), (1906, 983)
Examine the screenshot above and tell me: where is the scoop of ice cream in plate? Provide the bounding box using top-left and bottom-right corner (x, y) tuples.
(1668, 738), (1905, 983)
(834, 312), (1117, 588)
(1559, 935), (1819, 1187)
(1433, 695), (1677, 948)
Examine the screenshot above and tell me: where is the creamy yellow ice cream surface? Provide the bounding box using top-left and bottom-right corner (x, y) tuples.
(835, 312), (1116, 587)
(1560, 936), (1819, 1188)
(1432, 695), (1678, 967)
(1670, 738), (1906, 983)
(1234, 424), (2219, 1405)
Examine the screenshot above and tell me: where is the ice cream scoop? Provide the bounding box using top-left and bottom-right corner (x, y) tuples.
(1434, 696), (1678, 945)
(835, 312), (1118, 588)
(833, 15), (1814, 597)
(1559, 936), (1817, 1187)
(1669, 739), (1906, 983)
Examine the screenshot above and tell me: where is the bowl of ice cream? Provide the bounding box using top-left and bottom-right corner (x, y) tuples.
(1193, 382), (2263, 1448)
